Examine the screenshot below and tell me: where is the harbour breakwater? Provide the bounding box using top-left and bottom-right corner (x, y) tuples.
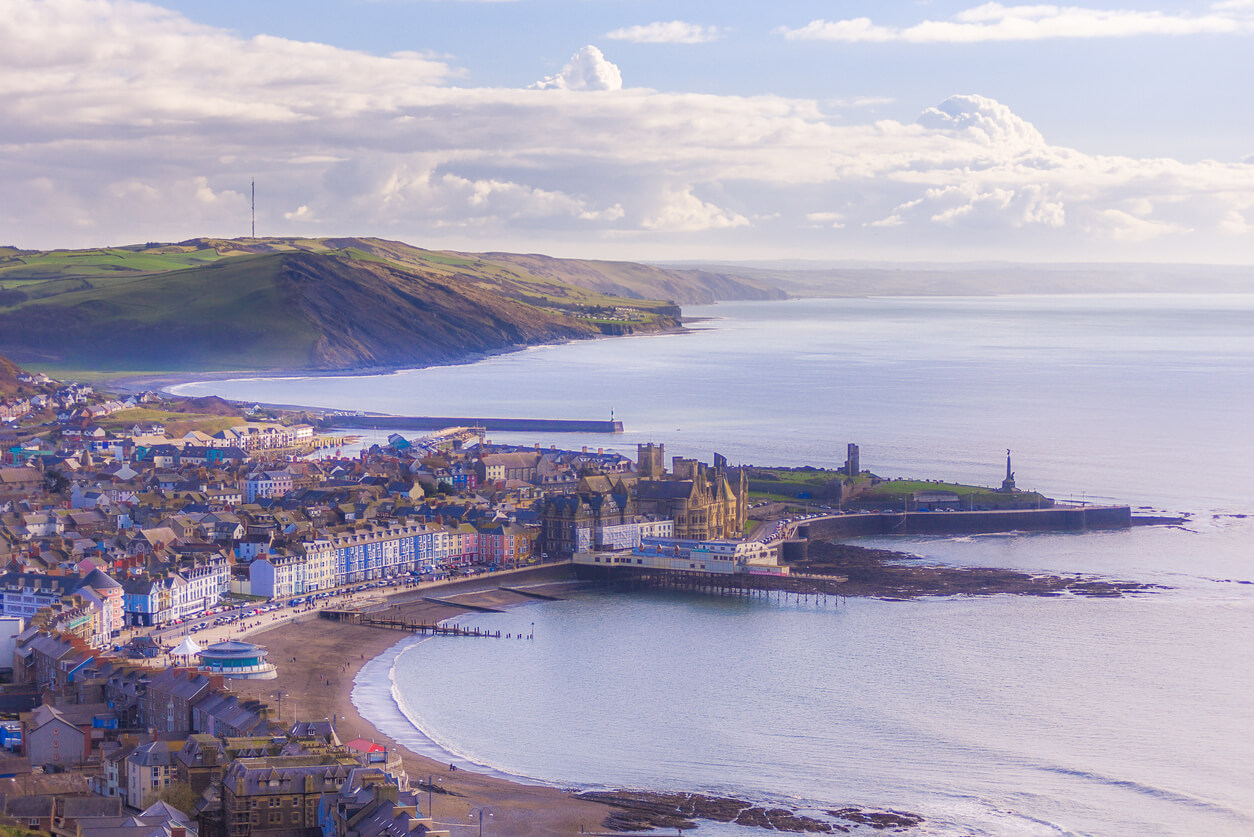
(793, 505), (1132, 541)
(325, 415), (623, 433)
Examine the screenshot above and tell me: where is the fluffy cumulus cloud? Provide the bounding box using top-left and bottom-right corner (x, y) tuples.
(605, 21), (723, 44)
(918, 94), (1046, 150)
(779, 2), (1254, 42)
(530, 46), (623, 91)
(4, 0), (1254, 262)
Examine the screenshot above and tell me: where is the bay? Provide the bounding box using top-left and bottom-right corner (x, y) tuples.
(178, 294), (1254, 835)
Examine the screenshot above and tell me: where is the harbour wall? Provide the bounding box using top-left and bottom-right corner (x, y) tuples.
(325, 415), (624, 433)
(797, 505), (1131, 540)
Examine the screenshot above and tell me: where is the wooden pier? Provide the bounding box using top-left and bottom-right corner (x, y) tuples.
(581, 566), (847, 602)
(319, 609), (525, 638)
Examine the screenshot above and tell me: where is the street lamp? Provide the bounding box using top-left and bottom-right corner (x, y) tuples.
(468, 808), (491, 837)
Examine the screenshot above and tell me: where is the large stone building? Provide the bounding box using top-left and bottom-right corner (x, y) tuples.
(202, 756), (359, 837)
(540, 446), (745, 555)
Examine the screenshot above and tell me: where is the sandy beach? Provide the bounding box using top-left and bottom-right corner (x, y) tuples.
(228, 584), (620, 837)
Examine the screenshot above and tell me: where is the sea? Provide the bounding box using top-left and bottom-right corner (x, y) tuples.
(173, 294), (1254, 836)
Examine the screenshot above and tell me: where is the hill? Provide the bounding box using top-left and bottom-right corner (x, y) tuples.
(661, 261), (1254, 297)
(0, 248), (683, 374)
(0, 353), (35, 399)
(0, 236), (783, 305)
(447, 250), (784, 304)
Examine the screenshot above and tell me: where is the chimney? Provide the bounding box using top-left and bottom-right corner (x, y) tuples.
(172, 827), (186, 837)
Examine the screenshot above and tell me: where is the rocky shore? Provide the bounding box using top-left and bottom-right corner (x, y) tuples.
(792, 541), (1164, 598)
(574, 790), (924, 833)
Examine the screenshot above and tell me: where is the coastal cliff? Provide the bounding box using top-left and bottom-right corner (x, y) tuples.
(0, 238), (698, 374)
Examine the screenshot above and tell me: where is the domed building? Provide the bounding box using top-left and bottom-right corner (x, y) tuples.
(196, 640), (277, 680)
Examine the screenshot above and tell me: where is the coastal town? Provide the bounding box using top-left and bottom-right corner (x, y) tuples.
(0, 357), (839, 836)
(0, 361), (1143, 836)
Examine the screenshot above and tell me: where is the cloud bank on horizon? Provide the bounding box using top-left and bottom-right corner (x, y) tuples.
(779, 1), (1254, 42)
(2, 0), (1252, 262)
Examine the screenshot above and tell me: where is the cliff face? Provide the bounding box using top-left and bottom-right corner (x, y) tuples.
(273, 251), (603, 368)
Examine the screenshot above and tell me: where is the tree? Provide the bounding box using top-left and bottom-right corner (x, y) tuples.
(156, 781), (201, 815)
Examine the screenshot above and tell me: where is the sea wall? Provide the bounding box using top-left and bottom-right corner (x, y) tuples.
(799, 506), (1131, 539)
(326, 415), (623, 433)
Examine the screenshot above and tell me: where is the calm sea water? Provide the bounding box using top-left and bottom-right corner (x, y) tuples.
(179, 295), (1254, 835)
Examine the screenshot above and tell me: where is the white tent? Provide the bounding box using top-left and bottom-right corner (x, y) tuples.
(171, 637), (202, 657)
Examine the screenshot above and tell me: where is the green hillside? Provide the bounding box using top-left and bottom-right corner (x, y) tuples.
(0, 236), (784, 306)
(0, 247), (681, 374)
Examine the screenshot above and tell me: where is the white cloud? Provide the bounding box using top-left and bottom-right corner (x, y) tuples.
(530, 45), (623, 91)
(644, 189), (749, 232)
(778, 3), (1254, 43)
(3, 0), (1254, 262)
(806, 212), (846, 229)
(605, 21), (723, 44)
(1089, 209), (1191, 241)
(918, 94), (1046, 150)
(1220, 210), (1251, 235)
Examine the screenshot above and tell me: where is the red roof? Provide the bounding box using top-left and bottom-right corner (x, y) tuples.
(345, 738), (385, 753)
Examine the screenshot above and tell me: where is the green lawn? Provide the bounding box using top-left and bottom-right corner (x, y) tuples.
(0, 247), (222, 280)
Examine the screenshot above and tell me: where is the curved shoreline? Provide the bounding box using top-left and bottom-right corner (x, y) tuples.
(351, 611), (559, 787)
(226, 580), (624, 836)
(231, 583), (928, 835)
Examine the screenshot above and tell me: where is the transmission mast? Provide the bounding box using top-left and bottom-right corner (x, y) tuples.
(251, 179), (255, 238)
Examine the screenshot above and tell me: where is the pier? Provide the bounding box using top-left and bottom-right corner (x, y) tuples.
(319, 609), (521, 638)
(577, 565), (847, 601)
(324, 415), (623, 433)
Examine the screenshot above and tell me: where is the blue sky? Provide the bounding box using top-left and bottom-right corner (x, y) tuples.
(3, 0), (1253, 262)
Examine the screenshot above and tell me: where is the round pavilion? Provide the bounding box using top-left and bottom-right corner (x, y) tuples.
(195, 640), (277, 680)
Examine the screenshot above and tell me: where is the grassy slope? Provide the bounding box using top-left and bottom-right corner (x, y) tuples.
(443, 249), (785, 304)
(1, 236), (791, 375)
(0, 253), (316, 370)
(1, 236), (779, 306)
(0, 248), (620, 373)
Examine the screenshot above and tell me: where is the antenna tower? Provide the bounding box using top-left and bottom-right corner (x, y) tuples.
(251, 179), (255, 238)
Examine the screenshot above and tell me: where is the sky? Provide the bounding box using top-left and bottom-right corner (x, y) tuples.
(2, 0), (1253, 263)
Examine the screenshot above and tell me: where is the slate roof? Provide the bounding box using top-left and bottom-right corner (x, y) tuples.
(636, 480), (699, 500)
(83, 567), (122, 589)
(223, 759), (355, 795)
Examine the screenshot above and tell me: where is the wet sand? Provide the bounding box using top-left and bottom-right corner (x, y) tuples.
(230, 587), (617, 836)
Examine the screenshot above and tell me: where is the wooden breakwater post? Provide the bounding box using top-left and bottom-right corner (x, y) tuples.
(323, 607), (534, 639)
